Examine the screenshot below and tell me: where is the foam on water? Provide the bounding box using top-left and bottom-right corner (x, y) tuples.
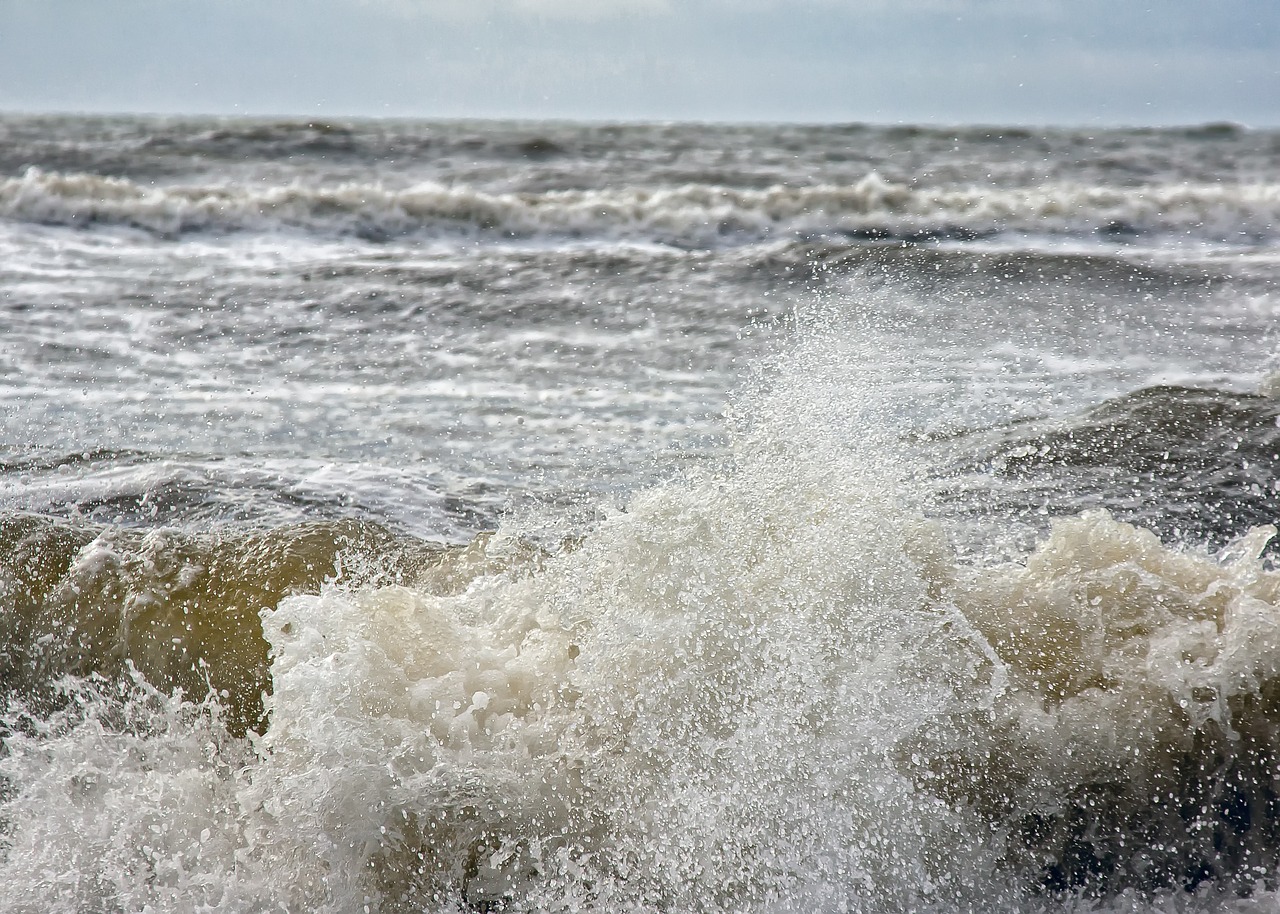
(5, 313), (1280, 913)
(5, 167), (1280, 247)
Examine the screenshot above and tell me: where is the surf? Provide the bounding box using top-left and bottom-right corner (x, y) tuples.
(6, 166), (1280, 247)
(6, 307), (1280, 914)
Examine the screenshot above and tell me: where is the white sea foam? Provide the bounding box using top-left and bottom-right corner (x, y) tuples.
(4, 167), (1279, 245)
(0, 674), (257, 913)
(5, 315), (1280, 913)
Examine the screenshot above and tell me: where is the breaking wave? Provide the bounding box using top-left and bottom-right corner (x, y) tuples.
(4, 167), (1279, 245)
(5, 318), (1280, 913)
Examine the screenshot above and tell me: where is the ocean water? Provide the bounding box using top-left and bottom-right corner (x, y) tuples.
(2, 114), (1280, 913)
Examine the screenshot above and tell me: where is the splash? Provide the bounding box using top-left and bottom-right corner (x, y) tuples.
(5, 314), (1280, 913)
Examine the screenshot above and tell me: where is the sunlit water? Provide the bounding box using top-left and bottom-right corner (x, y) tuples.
(2, 115), (1280, 913)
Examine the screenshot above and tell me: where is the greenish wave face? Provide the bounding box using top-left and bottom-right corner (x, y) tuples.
(0, 516), (540, 735)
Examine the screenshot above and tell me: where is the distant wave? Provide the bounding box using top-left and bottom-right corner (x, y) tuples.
(4, 167), (1278, 244)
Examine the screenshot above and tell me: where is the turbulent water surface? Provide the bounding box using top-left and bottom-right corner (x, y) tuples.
(3, 115), (1280, 913)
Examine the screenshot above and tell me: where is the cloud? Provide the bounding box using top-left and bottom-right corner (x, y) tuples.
(2, 0), (1274, 122)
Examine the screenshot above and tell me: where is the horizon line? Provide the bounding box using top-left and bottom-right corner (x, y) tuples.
(1, 108), (1275, 132)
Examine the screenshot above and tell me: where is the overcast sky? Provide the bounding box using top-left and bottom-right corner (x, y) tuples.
(1, 0), (1277, 125)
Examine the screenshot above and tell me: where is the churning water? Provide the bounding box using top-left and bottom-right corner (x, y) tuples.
(3, 116), (1280, 913)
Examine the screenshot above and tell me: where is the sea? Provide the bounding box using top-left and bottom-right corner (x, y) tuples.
(2, 114), (1280, 913)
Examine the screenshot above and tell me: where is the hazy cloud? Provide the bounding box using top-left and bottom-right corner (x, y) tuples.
(0, 0), (1275, 122)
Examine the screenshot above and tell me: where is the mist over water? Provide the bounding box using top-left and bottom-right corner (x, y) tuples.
(2, 115), (1280, 913)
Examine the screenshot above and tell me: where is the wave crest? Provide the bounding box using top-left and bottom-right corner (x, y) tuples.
(5, 167), (1279, 244)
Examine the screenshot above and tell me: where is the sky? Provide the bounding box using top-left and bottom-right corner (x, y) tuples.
(1, 0), (1277, 126)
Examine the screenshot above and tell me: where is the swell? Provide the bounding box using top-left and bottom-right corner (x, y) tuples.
(936, 384), (1280, 552)
(5, 167), (1279, 244)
